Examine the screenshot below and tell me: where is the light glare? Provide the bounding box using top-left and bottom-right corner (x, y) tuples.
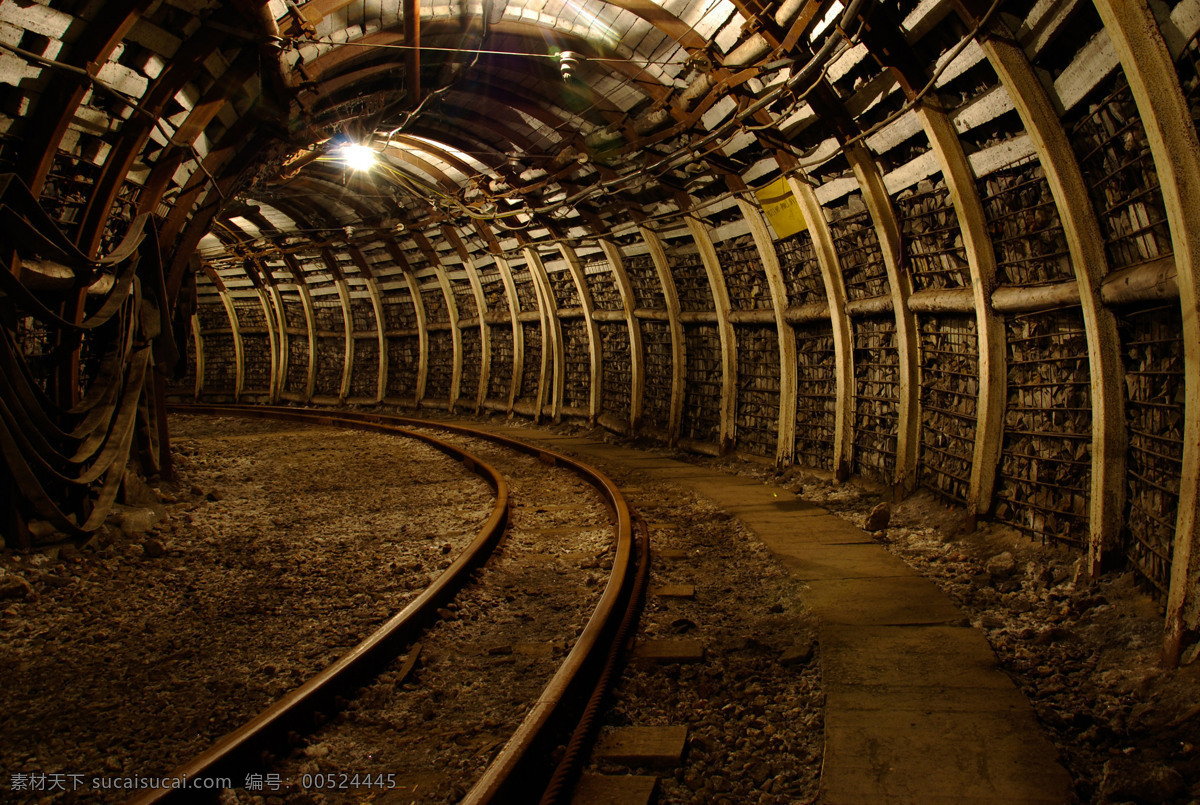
(340, 143), (377, 171)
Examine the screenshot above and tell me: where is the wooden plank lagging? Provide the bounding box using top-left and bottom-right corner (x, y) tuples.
(916, 102), (1006, 526)
(842, 145), (921, 494)
(1092, 0), (1200, 667)
(600, 239), (644, 431)
(736, 197), (798, 465)
(685, 216), (737, 454)
(977, 33), (1126, 578)
(557, 243), (603, 422)
(524, 246), (564, 422)
(639, 226), (687, 444)
(787, 176), (856, 481)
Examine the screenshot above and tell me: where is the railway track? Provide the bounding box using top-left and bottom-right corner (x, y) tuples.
(139, 405), (646, 804)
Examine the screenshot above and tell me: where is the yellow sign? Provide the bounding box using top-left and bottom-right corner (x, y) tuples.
(755, 177), (807, 238)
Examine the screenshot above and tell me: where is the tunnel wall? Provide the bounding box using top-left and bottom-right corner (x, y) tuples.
(162, 2), (1200, 658)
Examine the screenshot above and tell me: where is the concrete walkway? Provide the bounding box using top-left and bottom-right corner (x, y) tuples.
(482, 425), (1073, 804)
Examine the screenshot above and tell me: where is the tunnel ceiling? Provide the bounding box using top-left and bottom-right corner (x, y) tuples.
(1, 0), (952, 293)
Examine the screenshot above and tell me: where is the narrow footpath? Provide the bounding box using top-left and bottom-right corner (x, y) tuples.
(481, 423), (1072, 804)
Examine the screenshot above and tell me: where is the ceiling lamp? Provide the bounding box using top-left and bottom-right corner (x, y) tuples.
(339, 143), (377, 171)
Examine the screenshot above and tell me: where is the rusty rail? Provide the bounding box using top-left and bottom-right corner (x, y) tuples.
(138, 405), (640, 804)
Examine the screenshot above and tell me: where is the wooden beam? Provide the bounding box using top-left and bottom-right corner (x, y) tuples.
(600, 239), (644, 432)
(916, 102), (1006, 526)
(788, 176), (856, 480)
(639, 227), (686, 444)
(1092, 0), (1200, 667)
(684, 215), (737, 454)
(736, 197), (798, 466)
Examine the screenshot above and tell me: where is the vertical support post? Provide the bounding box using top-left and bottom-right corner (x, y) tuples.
(443, 225), (491, 413)
(524, 246), (564, 422)
(265, 284), (287, 403)
(414, 232), (460, 411)
(319, 249), (354, 403)
(492, 251), (523, 414)
(349, 246), (389, 404)
(916, 103), (1007, 524)
(788, 177), (856, 480)
(1092, 0), (1200, 666)
(557, 242), (603, 422)
(214, 285), (243, 402)
(844, 145), (922, 494)
(190, 314), (204, 400)
(600, 239), (644, 431)
(282, 253), (317, 403)
(979, 33), (1126, 577)
(640, 226), (686, 444)
(385, 238), (428, 406)
(736, 197), (798, 466)
(685, 215), (737, 453)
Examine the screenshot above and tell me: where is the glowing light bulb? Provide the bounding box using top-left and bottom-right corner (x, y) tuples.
(340, 143), (376, 171)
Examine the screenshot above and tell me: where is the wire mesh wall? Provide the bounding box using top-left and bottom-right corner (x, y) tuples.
(385, 336), (419, 398)
(624, 253), (666, 308)
(897, 181), (971, 291)
(312, 300), (345, 397)
(454, 282), (478, 320)
(681, 324), (721, 444)
(599, 322), (631, 422)
(547, 268), (580, 309)
(980, 158), (1075, 286)
(776, 229), (824, 306)
(488, 325), (514, 403)
(720, 234), (770, 310)
(562, 320), (591, 409)
(668, 249), (714, 311)
(383, 298), (417, 331)
(282, 299), (309, 394)
(350, 339), (379, 398)
(460, 327), (481, 405)
(918, 314), (978, 505)
(1068, 70), (1173, 272)
(425, 332), (454, 401)
(518, 321), (543, 404)
(197, 304), (236, 394)
(830, 202), (890, 301)
(735, 325), (780, 456)
(1119, 304), (1185, 599)
(794, 322), (836, 471)
(350, 297), (376, 332)
(481, 274), (510, 313)
(422, 287), (450, 323)
(234, 299), (271, 394)
(994, 310), (1092, 547)
(584, 259), (622, 309)
(641, 320), (673, 432)
(852, 316), (899, 484)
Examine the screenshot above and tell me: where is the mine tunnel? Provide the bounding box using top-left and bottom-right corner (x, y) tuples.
(3, 0), (1200, 802)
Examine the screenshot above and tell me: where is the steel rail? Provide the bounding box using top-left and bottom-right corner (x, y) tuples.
(140, 404), (640, 804)
(133, 404), (511, 804)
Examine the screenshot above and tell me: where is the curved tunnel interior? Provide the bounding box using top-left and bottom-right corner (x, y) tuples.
(2, 0), (1200, 668)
